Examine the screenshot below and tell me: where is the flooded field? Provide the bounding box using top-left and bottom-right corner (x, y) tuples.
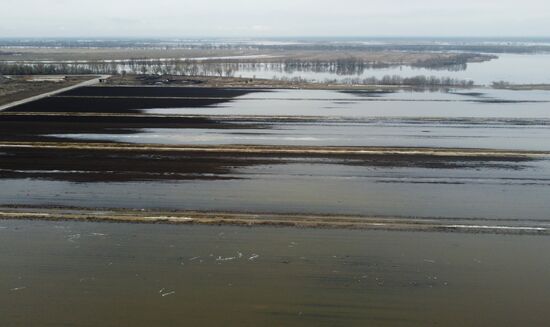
(7, 87), (550, 150)
(2, 86), (550, 225)
(2, 220), (550, 327)
(6, 52), (550, 86)
(0, 146), (549, 221)
(54, 121), (550, 150)
(2, 84), (550, 325)
(233, 54), (550, 85)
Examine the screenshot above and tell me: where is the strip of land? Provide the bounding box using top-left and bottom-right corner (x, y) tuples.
(0, 206), (547, 235)
(492, 83), (550, 91)
(0, 47), (493, 64)
(1, 142), (547, 158)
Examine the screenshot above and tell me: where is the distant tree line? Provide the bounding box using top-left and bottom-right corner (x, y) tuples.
(410, 53), (487, 70)
(322, 75), (475, 87)
(0, 60), (474, 87)
(0, 62), (114, 75)
(0, 60), (235, 76)
(0, 54), (488, 76)
(491, 81), (512, 88)
(1, 38), (548, 54)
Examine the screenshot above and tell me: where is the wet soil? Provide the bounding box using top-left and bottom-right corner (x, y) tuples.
(0, 113), (268, 142)
(5, 86), (261, 113)
(59, 86), (265, 98)
(0, 144), (535, 182)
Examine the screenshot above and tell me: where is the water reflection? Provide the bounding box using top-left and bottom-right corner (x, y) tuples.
(4, 54), (550, 85)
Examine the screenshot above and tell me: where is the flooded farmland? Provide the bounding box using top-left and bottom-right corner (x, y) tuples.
(233, 53), (550, 85)
(2, 83), (550, 326)
(1, 86), (550, 223)
(2, 220), (550, 326)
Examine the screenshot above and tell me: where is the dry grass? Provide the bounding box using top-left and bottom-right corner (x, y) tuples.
(0, 75), (94, 106)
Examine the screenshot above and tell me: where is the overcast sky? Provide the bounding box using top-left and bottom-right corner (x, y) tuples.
(2, 0), (549, 37)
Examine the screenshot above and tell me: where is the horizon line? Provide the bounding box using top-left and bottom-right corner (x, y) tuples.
(1, 36), (550, 40)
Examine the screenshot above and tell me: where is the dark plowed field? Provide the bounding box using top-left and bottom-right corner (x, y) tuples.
(59, 86), (263, 98)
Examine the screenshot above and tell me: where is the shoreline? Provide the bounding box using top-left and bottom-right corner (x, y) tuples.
(1, 142), (548, 158)
(102, 74), (480, 90)
(0, 206), (548, 235)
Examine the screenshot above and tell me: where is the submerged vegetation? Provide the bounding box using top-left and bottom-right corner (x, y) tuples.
(0, 55), (487, 75)
(0, 58), (475, 88)
(320, 75), (475, 87)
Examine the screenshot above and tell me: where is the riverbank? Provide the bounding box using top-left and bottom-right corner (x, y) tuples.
(1, 206), (548, 235)
(492, 83), (550, 91)
(90, 74), (478, 90)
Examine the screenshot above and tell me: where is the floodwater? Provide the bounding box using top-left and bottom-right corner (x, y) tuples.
(1, 220), (550, 326)
(3, 81), (550, 325)
(57, 122), (550, 151)
(56, 88), (550, 151)
(233, 53), (550, 85)
(3, 86), (550, 223)
(145, 88), (550, 118)
(8, 53), (550, 86)
(2, 157), (550, 221)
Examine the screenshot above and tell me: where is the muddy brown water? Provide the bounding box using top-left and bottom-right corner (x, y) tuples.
(2, 86), (550, 325)
(1, 220), (550, 326)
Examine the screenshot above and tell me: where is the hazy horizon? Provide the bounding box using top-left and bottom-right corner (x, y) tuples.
(2, 36), (550, 40)
(2, 0), (549, 38)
